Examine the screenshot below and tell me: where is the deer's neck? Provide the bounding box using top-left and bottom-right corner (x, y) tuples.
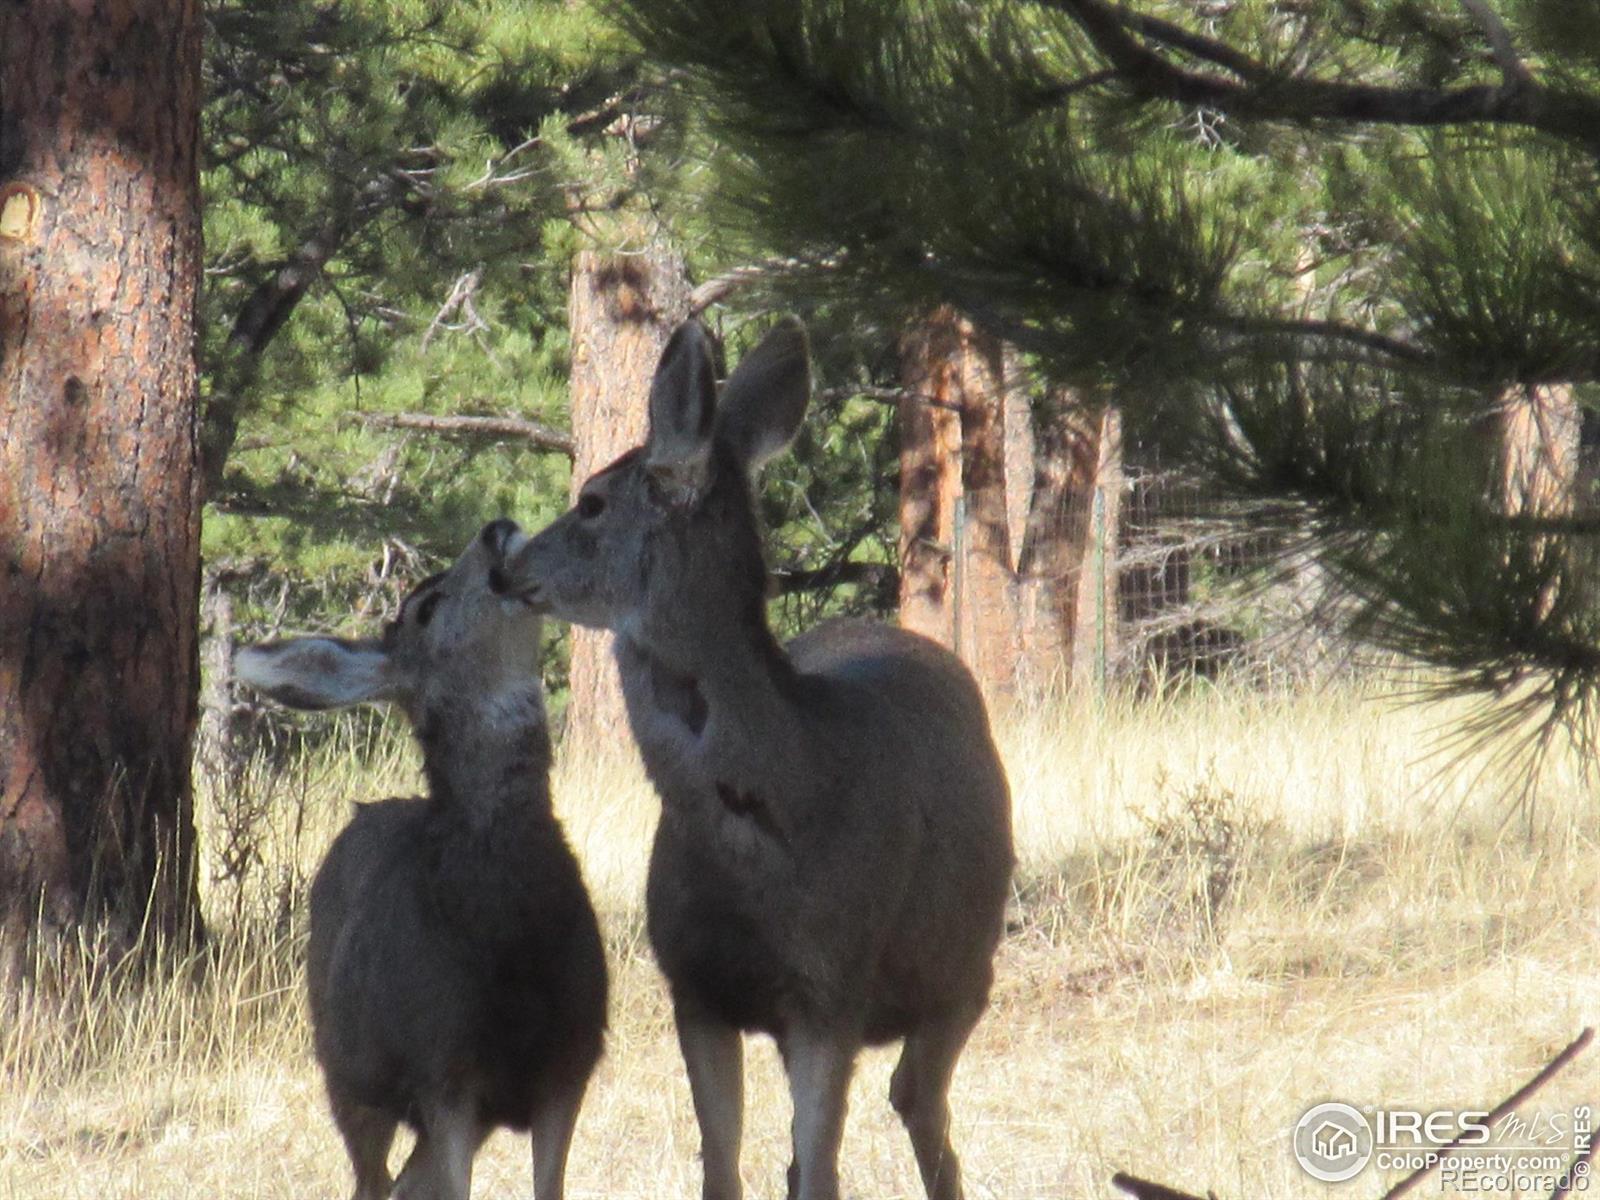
(413, 684), (553, 832)
(617, 604), (800, 773)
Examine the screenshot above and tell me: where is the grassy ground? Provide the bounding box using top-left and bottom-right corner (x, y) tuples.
(3, 681), (1598, 1199)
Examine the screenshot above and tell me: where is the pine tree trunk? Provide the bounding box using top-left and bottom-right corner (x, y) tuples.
(1015, 395), (1121, 693)
(0, 0), (205, 983)
(1497, 383), (1579, 516)
(899, 311), (1123, 697)
(897, 308), (1018, 696)
(1066, 405), (1121, 686)
(564, 230), (689, 752)
(897, 316), (964, 645)
(953, 326), (1019, 694)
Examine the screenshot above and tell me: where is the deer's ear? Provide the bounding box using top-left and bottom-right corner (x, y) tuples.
(235, 637), (396, 711)
(715, 317), (810, 471)
(645, 321), (718, 502)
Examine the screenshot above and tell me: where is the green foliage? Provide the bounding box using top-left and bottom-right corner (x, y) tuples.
(198, 0), (898, 680)
(614, 0), (1600, 737)
(199, 0), (628, 632)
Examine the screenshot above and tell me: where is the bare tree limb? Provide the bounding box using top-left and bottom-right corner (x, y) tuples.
(1383, 1027), (1594, 1200)
(686, 257), (819, 315)
(770, 560), (898, 599)
(355, 412), (575, 457)
(420, 268), (487, 352)
(1457, 0), (1534, 89)
(817, 385), (964, 413)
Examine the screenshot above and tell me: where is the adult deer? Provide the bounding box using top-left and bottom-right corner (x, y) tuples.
(493, 320), (1013, 1200)
(236, 521), (606, 1200)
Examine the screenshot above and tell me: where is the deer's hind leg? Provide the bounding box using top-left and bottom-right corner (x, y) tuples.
(393, 1100), (484, 1200)
(329, 1093), (397, 1200)
(530, 1079), (589, 1200)
(889, 1010), (982, 1200)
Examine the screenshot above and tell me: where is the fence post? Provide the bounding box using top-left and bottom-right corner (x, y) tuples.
(952, 494), (967, 664)
(1093, 483), (1108, 697)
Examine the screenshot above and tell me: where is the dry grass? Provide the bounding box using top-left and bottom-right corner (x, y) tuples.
(5, 680), (1600, 1199)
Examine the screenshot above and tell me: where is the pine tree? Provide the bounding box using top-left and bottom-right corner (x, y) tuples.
(612, 0), (1600, 736)
(1, 0), (205, 976)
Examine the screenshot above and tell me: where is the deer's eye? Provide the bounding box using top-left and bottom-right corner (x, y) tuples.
(576, 493), (606, 520)
(414, 591), (444, 628)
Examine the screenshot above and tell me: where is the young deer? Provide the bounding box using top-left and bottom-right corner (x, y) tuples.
(235, 520), (606, 1200)
(492, 321), (1013, 1200)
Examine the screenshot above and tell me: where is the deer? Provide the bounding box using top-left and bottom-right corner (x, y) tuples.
(234, 519), (606, 1200)
(490, 319), (1014, 1200)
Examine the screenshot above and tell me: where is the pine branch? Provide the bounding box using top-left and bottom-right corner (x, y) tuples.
(203, 173), (407, 498)
(1040, 0), (1600, 149)
(355, 412), (575, 457)
(1213, 316), (1435, 370)
(1456, 0), (1533, 89)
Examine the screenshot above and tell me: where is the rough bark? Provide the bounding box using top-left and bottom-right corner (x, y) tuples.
(1013, 395), (1121, 692)
(897, 308), (1018, 695)
(897, 314), (964, 646)
(1065, 405), (1121, 685)
(898, 311), (1123, 696)
(953, 324), (1019, 694)
(1497, 383), (1580, 516)
(0, 0), (205, 982)
(564, 229), (689, 752)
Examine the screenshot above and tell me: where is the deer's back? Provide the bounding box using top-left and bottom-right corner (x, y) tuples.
(307, 797), (606, 1129)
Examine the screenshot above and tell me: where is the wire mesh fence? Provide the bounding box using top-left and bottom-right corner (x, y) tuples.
(937, 433), (1365, 697)
(1114, 446), (1369, 690)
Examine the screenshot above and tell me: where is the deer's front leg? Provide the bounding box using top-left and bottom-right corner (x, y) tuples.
(676, 1005), (745, 1200)
(781, 1025), (857, 1200)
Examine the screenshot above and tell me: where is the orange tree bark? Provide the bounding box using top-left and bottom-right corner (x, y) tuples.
(897, 313), (963, 644)
(564, 227), (689, 751)
(899, 309), (1123, 696)
(897, 307), (1019, 695)
(1496, 383), (1579, 517)
(0, 0), (205, 975)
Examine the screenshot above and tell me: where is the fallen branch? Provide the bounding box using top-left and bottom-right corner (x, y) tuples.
(1108, 1028), (1595, 1200)
(1383, 1027), (1594, 1200)
(1111, 1173), (1213, 1200)
(355, 412), (575, 458)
